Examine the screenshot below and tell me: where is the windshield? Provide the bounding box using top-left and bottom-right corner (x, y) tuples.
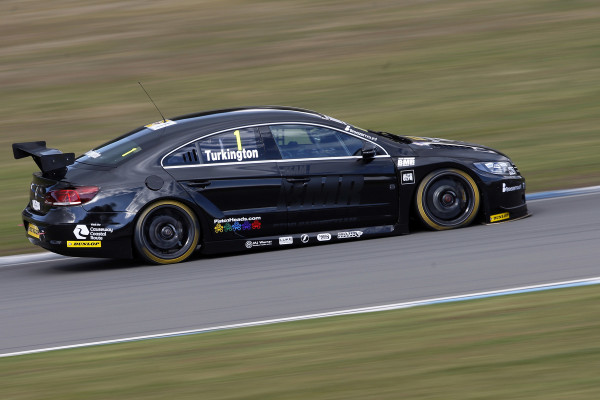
(76, 120), (176, 166)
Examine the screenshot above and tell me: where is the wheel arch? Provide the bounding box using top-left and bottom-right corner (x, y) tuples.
(132, 197), (203, 264)
(409, 162), (485, 229)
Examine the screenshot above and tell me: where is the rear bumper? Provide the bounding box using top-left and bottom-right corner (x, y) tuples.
(22, 206), (136, 259)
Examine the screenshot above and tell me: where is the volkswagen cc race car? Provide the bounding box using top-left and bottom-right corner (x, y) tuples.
(13, 106), (527, 264)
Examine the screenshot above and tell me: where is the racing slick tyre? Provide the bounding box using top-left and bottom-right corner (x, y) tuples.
(134, 200), (200, 264)
(416, 168), (480, 230)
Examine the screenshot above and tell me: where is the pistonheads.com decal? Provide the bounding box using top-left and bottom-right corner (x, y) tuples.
(214, 217), (261, 233)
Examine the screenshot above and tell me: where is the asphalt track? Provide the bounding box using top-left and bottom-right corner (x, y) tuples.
(1, 192), (599, 355)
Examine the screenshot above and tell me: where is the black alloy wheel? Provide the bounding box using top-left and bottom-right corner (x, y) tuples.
(134, 200), (200, 264)
(416, 168), (480, 230)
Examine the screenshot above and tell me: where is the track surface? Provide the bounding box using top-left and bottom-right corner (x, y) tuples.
(1, 193), (599, 355)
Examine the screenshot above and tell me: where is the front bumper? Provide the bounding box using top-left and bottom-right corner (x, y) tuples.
(22, 205), (136, 259)
(479, 175), (528, 223)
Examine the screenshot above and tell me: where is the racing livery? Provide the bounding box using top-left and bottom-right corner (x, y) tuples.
(13, 107), (528, 264)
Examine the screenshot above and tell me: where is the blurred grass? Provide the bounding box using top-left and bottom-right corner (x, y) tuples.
(2, 0), (600, 255)
(1, 285), (599, 399)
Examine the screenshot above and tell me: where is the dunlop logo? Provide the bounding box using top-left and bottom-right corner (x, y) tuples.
(67, 241), (101, 248)
(490, 212), (510, 223)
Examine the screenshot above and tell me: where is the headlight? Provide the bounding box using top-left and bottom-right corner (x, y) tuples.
(474, 161), (517, 176)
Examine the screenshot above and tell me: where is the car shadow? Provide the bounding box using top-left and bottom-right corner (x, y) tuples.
(50, 257), (147, 273)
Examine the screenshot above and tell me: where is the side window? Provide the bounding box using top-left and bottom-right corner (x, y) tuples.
(271, 125), (356, 159)
(337, 132), (366, 156)
(163, 143), (200, 166)
(163, 127), (265, 166)
(199, 128), (265, 164)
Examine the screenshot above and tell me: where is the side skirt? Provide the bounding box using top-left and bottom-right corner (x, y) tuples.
(201, 224), (404, 255)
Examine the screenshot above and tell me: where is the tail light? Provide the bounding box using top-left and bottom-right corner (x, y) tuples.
(45, 186), (99, 206)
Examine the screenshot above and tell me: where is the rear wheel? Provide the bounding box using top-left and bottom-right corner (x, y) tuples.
(416, 168), (480, 230)
(134, 200), (200, 264)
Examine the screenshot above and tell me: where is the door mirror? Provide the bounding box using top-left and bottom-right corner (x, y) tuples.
(361, 142), (377, 160)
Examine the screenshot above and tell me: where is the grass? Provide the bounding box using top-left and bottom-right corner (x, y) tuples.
(1, 285), (599, 399)
(2, 0), (600, 254)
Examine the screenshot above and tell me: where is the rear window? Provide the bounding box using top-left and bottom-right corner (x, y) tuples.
(76, 121), (175, 166)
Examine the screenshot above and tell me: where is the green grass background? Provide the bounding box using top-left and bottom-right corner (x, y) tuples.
(2, 0), (599, 256)
(2, 3), (600, 397)
(2, 285), (599, 399)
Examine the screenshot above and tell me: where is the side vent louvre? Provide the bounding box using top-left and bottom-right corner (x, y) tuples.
(182, 149), (199, 164)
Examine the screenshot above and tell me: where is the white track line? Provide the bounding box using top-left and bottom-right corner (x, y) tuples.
(2, 276), (599, 358)
(0, 252), (67, 267)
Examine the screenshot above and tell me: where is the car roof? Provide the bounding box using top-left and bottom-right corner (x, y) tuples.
(172, 106), (328, 122)
(138, 106), (354, 147)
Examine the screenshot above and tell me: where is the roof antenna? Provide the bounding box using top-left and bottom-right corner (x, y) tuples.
(138, 81), (166, 122)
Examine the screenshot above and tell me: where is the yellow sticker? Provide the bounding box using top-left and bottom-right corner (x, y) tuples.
(233, 130), (242, 151)
(121, 147), (139, 157)
(490, 212), (510, 223)
(67, 241), (101, 248)
(27, 224), (40, 239)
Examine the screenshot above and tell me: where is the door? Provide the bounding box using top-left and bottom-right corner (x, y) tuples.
(267, 124), (399, 233)
(163, 127), (285, 240)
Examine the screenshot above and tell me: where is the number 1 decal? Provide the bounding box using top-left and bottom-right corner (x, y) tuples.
(233, 130), (242, 151)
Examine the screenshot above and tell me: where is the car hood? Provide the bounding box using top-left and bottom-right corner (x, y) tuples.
(405, 136), (507, 159)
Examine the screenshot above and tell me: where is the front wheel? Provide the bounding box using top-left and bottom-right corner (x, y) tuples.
(416, 168), (480, 230)
(134, 200), (200, 264)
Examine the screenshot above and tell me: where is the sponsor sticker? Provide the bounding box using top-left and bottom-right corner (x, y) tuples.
(245, 240), (272, 249)
(214, 216), (261, 233)
(85, 150), (101, 159)
(344, 125), (378, 141)
(145, 119), (176, 131)
(279, 237), (293, 245)
(490, 212), (510, 223)
(397, 157), (415, 167)
(31, 199), (41, 211)
(204, 148), (260, 163)
(73, 224), (89, 239)
(89, 223), (114, 240)
(67, 241), (101, 248)
(121, 147), (140, 157)
(337, 231), (364, 239)
(300, 234), (309, 243)
(317, 233), (331, 242)
(73, 223), (113, 241)
(401, 170), (415, 185)
(27, 223), (40, 239)
(502, 183), (523, 193)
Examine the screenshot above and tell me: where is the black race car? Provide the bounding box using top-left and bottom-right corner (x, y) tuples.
(13, 106), (527, 264)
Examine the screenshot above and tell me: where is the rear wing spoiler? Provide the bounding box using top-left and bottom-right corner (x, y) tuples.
(12, 141), (75, 175)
